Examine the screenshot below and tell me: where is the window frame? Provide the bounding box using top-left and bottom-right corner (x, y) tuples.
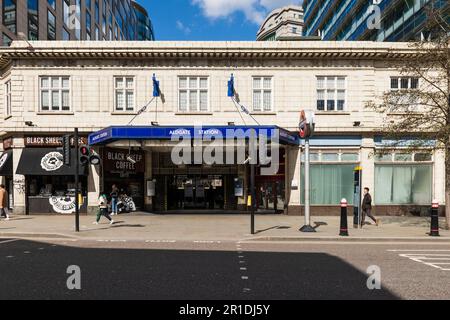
(38, 76), (71, 113)
(390, 77), (419, 91)
(252, 76), (274, 112)
(316, 76), (347, 112)
(177, 76), (210, 113)
(113, 76), (135, 113)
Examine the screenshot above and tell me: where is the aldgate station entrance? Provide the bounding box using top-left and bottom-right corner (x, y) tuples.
(88, 125), (299, 214)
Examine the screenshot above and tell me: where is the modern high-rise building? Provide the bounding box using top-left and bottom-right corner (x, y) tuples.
(256, 5), (305, 41)
(0, 0), (155, 46)
(132, 0), (154, 41)
(303, 0), (450, 41)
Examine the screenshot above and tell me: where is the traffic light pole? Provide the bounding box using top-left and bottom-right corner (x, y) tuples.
(74, 128), (80, 232)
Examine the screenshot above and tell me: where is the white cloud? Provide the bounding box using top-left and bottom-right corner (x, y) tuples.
(176, 20), (192, 34)
(192, 0), (302, 25)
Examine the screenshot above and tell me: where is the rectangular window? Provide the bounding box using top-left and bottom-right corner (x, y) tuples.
(375, 165), (432, 204)
(47, 10), (56, 40)
(317, 76), (345, 111)
(391, 77), (419, 90)
(114, 77), (134, 111)
(3, 0), (17, 34)
(2, 33), (12, 46)
(86, 11), (91, 32)
(62, 28), (70, 40)
(39, 76), (70, 112)
(178, 77), (209, 112)
(27, 0), (39, 40)
(253, 77), (272, 111)
(5, 81), (12, 116)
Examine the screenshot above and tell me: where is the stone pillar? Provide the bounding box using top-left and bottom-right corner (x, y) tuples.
(144, 149), (153, 212)
(12, 138), (26, 214)
(360, 136), (375, 199)
(87, 160), (101, 215)
(286, 145), (301, 215)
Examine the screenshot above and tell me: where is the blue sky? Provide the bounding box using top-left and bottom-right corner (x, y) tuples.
(139, 0), (302, 41)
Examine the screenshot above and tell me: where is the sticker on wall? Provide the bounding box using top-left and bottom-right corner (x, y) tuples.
(0, 153), (8, 169)
(41, 152), (63, 172)
(49, 196), (83, 214)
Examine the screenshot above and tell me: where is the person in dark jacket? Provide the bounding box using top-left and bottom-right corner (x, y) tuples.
(361, 187), (379, 227)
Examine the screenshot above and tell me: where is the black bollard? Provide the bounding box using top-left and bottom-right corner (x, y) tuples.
(430, 200), (440, 237)
(339, 198), (349, 236)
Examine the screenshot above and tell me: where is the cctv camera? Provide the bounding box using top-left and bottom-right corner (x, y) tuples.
(126, 155), (136, 164)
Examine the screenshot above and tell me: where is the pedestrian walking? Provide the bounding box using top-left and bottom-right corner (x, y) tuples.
(361, 187), (379, 227)
(0, 184), (10, 220)
(110, 184), (119, 215)
(93, 192), (114, 225)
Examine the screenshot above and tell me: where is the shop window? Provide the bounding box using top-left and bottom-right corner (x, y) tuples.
(253, 77), (272, 112)
(178, 77), (209, 112)
(341, 153), (359, 161)
(375, 165), (432, 205)
(375, 153), (393, 162)
(301, 164), (355, 205)
(394, 153), (412, 162)
(414, 153), (432, 162)
(5, 81), (12, 116)
(114, 77), (134, 111)
(322, 153), (339, 162)
(317, 76), (346, 111)
(39, 76), (70, 112)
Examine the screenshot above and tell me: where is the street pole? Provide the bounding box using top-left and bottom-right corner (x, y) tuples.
(300, 137), (315, 232)
(74, 128), (80, 232)
(250, 161), (255, 235)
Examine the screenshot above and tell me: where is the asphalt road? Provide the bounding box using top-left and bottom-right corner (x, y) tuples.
(0, 238), (449, 300)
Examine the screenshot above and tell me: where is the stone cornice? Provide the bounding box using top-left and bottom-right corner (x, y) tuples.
(0, 40), (428, 70)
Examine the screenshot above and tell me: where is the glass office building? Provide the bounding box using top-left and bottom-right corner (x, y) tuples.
(0, 0), (154, 46)
(303, 0), (450, 41)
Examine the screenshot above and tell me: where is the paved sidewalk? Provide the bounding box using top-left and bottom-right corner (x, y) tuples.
(0, 214), (449, 242)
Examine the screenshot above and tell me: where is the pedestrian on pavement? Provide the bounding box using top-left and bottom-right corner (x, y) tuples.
(0, 184), (10, 220)
(93, 191), (114, 225)
(361, 187), (379, 227)
(110, 184), (119, 215)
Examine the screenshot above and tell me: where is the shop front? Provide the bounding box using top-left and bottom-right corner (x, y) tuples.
(16, 147), (88, 215)
(89, 125), (299, 214)
(102, 147), (145, 212)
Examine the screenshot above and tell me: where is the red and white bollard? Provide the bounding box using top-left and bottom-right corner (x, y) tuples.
(339, 198), (349, 236)
(430, 199), (440, 237)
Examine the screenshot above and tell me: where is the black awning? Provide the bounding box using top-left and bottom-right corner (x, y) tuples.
(16, 148), (88, 176)
(0, 150), (13, 176)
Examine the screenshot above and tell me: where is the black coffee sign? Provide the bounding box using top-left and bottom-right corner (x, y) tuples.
(103, 148), (145, 173)
(25, 136), (87, 147)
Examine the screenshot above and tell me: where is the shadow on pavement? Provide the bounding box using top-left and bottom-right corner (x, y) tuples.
(0, 239), (399, 300)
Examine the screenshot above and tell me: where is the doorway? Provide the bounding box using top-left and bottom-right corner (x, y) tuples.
(256, 180), (285, 213)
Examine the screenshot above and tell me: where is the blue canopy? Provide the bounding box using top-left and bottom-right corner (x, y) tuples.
(88, 125), (299, 146)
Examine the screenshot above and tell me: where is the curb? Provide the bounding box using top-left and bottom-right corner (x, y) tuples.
(0, 232), (76, 239)
(242, 236), (450, 242)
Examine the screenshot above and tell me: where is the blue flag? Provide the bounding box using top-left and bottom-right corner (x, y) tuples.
(153, 74), (160, 97)
(227, 74), (234, 97)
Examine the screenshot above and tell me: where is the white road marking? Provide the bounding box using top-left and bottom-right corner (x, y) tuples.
(0, 239), (18, 245)
(5, 256), (13, 258)
(23, 251), (30, 254)
(240, 267), (247, 271)
(145, 240), (176, 243)
(241, 276), (248, 280)
(193, 240), (221, 244)
(398, 253), (450, 271)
